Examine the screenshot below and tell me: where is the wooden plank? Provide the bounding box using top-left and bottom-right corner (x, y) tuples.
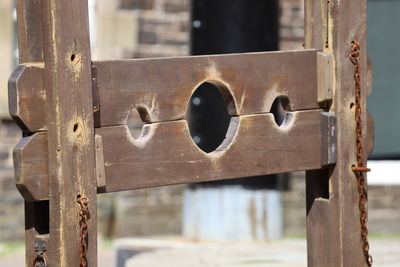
(8, 63), (46, 132)
(14, 1), (46, 265)
(10, 50), (321, 132)
(41, 0), (97, 265)
(14, 110), (335, 199)
(97, 110), (326, 192)
(95, 50), (320, 125)
(304, 0), (328, 50)
(95, 134), (106, 192)
(16, 0), (43, 63)
(14, 132), (49, 201)
(305, 0), (369, 266)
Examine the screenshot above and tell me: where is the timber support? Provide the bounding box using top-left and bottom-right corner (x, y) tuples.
(8, 0), (372, 266)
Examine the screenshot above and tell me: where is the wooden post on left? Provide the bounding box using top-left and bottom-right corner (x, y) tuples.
(41, 0), (97, 265)
(15, 0), (48, 265)
(15, 0), (98, 265)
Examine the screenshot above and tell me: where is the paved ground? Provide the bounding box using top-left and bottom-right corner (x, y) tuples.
(0, 238), (399, 266)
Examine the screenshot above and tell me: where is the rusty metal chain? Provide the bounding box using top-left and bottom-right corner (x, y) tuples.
(77, 194), (90, 267)
(349, 41), (373, 267)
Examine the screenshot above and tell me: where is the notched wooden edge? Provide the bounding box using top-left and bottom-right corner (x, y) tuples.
(317, 52), (333, 108)
(13, 132), (49, 201)
(320, 112), (337, 167)
(8, 63), (45, 133)
(10, 49), (321, 132)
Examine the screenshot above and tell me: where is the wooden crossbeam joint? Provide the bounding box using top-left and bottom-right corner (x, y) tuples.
(9, 49), (337, 201)
(9, 50), (322, 132)
(13, 110), (337, 201)
(317, 52), (334, 108)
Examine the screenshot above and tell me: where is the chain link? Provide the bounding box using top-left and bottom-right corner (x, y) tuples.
(349, 41), (373, 267)
(77, 195), (90, 267)
(33, 255), (47, 267)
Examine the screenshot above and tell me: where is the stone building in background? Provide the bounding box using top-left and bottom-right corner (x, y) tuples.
(0, 0), (399, 242)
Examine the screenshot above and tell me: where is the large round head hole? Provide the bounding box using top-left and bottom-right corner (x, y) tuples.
(270, 96), (292, 127)
(127, 107), (147, 139)
(186, 82), (236, 153)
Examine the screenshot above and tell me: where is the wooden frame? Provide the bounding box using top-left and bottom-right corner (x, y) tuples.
(305, 0), (371, 266)
(9, 0), (371, 266)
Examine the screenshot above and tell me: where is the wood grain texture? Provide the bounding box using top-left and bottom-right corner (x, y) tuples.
(95, 50), (319, 125)
(14, 132), (49, 201)
(14, 110), (334, 199)
(97, 110), (325, 192)
(14, 1), (45, 265)
(305, 0), (369, 266)
(8, 63), (46, 132)
(16, 0), (43, 63)
(10, 50), (320, 132)
(41, 0), (97, 265)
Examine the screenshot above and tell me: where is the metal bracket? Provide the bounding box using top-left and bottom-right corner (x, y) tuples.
(92, 64), (101, 128)
(34, 240), (47, 256)
(95, 134), (106, 193)
(91, 64), (100, 113)
(321, 112), (337, 166)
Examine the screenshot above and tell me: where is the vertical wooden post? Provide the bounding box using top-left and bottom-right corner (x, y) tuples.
(305, 0), (368, 266)
(41, 0), (97, 265)
(16, 0), (43, 63)
(15, 1), (47, 265)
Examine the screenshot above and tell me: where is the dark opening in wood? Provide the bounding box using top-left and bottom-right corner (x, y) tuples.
(306, 168), (331, 215)
(25, 200), (49, 235)
(270, 96), (292, 127)
(127, 107), (147, 140)
(73, 123), (79, 133)
(186, 82), (236, 153)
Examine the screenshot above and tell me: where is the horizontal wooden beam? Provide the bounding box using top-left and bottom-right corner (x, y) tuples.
(9, 50), (321, 132)
(94, 50), (320, 126)
(14, 110), (337, 200)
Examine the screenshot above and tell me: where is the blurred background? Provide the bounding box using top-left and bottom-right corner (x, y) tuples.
(0, 0), (399, 266)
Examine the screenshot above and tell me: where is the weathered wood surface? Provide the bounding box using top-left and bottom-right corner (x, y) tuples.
(8, 63), (46, 132)
(95, 50), (319, 125)
(15, 109), (336, 199)
(14, 1), (47, 265)
(305, 0), (370, 266)
(304, 0), (328, 50)
(10, 50), (321, 132)
(14, 132), (48, 201)
(97, 110), (327, 192)
(16, 0), (43, 63)
(41, 0), (97, 265)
